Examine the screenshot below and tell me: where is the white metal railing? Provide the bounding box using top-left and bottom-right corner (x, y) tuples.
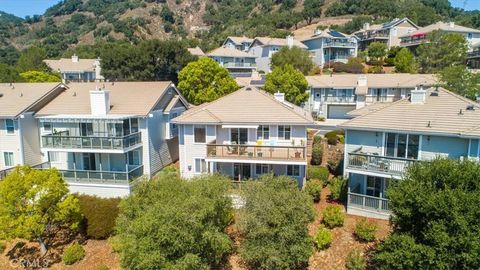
(41, 132), (142, 150)
(323, 41), (357, 48)
(222, 62), (256, 68)
(324, 96), (356, 103)
(347, 151), (417, 176)
(348, 191), (390, 213)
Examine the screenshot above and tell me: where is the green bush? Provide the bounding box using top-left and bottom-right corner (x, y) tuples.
(322, 205), (345, 228)
(314, 225), (333, 250)
(0, 241), (5, 254)
(329, 177), (347, 201)
(77, 195), (120, 239)
(354, 218), (377, 242)
(327, 158), (344, 176)
(97, 264), (109, 270)
(346, 249), (366, 270)
(305, 179), (322, 202)
(307, 166), (329, 185)
(325, 129), (344, 145)
(311, 144), (323, 165)
(62, 243), (86, 265)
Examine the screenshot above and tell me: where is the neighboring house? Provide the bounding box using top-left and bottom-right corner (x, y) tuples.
(223, 36), (254, 51)
(45, 54), (104, 82)
(340, 87), (480, 219)
(35, 82), (189, 197)
(207, 46), (257, 77)
(187, 46), (206, 57)
(467, 41), (480, 69)
(173, 86), (314, 187)
(305, 73), (438, 119)
(399, 21), (480, 49)
(248, 36), (308, 73)
(302, 29), (358, 67)
(353, 18), (418, 50)
(0, 83), (65, 174)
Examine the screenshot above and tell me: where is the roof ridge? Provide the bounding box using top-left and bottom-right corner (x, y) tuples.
(255, 89), (312, 121)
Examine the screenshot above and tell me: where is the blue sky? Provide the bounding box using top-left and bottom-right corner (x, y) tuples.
(0, 0), (480, 18)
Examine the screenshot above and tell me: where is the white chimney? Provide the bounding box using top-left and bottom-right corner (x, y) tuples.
(274, 92), (285, 103)
(410, 86), (426, 104)
(357, 75), (367, 87)
(449, 21), (455, 28)
(90, 88), (110, 115)
(286, 35), (294, 48)
(71, 54), (79, 63)
(363, 22), (370, 30)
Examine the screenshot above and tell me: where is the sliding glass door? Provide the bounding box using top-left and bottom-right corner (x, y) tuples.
(385, 133), (419, 159)
(231, 128), (248, 144)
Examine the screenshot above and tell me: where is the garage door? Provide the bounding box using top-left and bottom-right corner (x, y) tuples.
(327, 105), (356, 119)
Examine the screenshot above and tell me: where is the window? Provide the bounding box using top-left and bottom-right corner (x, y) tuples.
(130, 118), (139, 133)
(194, 126), (206, 143)
(3, 152), (14, 167)
(5, 119), (14, 134)
(128, 150), (140, 165)
(255, 164), (270, 175)
(48, 152), (59, 162)
(43, 122), (52, 132)
(287, 165), (300, 177)
(278, 125), (291, 140)
(366, 176), (382, 197)
(385, 133), (419, 159)
(231, 128), (248, 144)
(80, 123), (93, 136)
(195, 158), (207, 173)
(170, 113), (178, 137)
(257, 125), (269, 140)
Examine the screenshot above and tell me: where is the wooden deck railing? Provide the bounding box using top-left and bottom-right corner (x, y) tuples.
(207, 144), (306, 161)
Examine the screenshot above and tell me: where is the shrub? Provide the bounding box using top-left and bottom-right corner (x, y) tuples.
(311, 144), (323, 165)
(62, 243), (86, 265)
(313, 135), (322, 146)
(354, 218), (377, 242)
(329, 177), (347, 201)
(238, 175), (315, 269)
(97, 264), (109, 270)
(367, 66), (383, 74)
(305, 179), (322, 202)
(314, 225), (333, 250)
(308, 166), (329, 185)
(0, 241), (5, 254)
(346, 249), (366, 270)
(327, 137), (338, 145)
(77, 195), (120, 239)
(327, 158), (344, 176)
(108, 236), (122, 253)
(322, 205), (345, 228)
(325, 129), (344, 145)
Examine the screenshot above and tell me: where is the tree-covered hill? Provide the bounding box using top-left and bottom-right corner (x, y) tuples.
(0, 0), (479, 63)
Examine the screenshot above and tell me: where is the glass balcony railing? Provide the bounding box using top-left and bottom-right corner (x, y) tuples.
(41, 132), (142, 150)
(207, 144), (306, 161)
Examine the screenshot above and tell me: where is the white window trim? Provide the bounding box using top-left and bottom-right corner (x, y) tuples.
(277, 125), (292, 141)
(193, 157), (207, 174)
(3, 152), (14, 167)
(286, 164), (300, 177)
(257, 125), (270, 141)
(193, 125), (207, 144)
(255, 163), (271, 176)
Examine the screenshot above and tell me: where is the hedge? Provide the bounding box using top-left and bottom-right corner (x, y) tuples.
(77, 195), (121, 239)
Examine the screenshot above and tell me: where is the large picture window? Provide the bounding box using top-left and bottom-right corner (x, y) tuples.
(385, 133), (419, 159)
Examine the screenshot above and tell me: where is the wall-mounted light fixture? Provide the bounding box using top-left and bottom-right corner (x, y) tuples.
(188, 165), (192, 171)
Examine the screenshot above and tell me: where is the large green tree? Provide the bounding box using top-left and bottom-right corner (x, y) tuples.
(417, 30), (468, 73)
(302, 0), (324, 24)
(15, 46), (49, 73)
(0, 63), (21, 83)
(367, 42), (388, 66)
(271, 46), (314, 75)
(177, 57), (238, 105)
(0, 166), (81, 254)
(116, 174), (233, 269)
(20, 71), (61, 82)
(394, 48), (417, 73)
(373, 159), (480, 269)
(439, 65), (480, 99)
(264, 64), (309, 105)
(238, 175), (315, 269)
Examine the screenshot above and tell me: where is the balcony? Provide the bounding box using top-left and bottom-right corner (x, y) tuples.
(222, 62), (256, 68)
(348, 191), (390, 213)
(34, 162), (143, 184)
(400, 37), (428, 46)
(41, 132), (142, 151)
(323, 41), (357, 48)
(346, 150), (417, 177)
(357, 32), (389, 41)
(467, 50), (480, 59)
(206, 144), (307, 162)
(324, 96), (356, 103)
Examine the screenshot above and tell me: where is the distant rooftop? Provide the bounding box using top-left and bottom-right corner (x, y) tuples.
(400, 21), (480, 38)
(44, 55), (99, 72)
(306, 74), (438, 89)
(187, 46), (205, 57)
(207, 46), (255, 58)
(251, 36), (308, 49)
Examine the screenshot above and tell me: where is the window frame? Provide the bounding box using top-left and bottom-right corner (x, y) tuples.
(278, 125), (291, 140)
(3, 152), (14, 167)
(384, 133), (419, 159)
(43, 122), (52, 132)
(257, 125), (270, 140)
(128, 150), (140, 166)
(255, 164), (270, 175)
(5, 119), (15, 134)
(194, 126), (206, 144)
(194, 158), (207, 174)
(286, 165), (300, 177)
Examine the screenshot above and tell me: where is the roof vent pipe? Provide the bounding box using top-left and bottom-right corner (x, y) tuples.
(274, 91), (285, 103)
